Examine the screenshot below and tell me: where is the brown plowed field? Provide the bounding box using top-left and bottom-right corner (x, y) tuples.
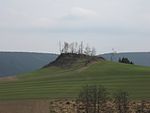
(0, 100), (49, 113)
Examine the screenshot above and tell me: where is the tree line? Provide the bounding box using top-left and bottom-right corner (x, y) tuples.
(118, 57), (134, 65)
(76, 85), (149, 113)
(59, 41), (96, 56)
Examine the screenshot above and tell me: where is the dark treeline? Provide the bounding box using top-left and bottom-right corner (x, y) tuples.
(118, 57), (134, 65)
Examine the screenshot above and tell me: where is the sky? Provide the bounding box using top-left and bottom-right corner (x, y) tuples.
(0, 0), (150, 54)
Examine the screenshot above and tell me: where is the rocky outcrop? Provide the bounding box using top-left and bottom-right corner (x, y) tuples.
(44, 53), (104, 68)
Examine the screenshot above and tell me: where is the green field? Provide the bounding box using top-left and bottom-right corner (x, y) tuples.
(0, 61), (150, 100)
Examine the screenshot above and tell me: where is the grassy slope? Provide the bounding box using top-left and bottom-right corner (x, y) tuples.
(0, 61), (150, 100)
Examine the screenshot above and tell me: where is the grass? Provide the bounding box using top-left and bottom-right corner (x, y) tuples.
(0, 61), (150, 100)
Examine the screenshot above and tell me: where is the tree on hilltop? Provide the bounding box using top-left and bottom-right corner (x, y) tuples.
(59, 41), (96, 56)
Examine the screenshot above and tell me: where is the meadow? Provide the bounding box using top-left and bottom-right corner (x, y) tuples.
(0, 61), (150, 100)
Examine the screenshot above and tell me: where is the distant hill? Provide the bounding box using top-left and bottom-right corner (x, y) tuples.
(1, 52), (150, 77)
(0, 52), (58, 77)
(101, 52), (150, 67)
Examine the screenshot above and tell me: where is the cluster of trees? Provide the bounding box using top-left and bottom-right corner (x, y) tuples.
(76, 85), (149, 113)
(76, 85), (130, 113)
(59, 41), (96, 56)
(114, 90), (129, 113)
(118, 57), (134, 65)
(76, 85), (109, 113)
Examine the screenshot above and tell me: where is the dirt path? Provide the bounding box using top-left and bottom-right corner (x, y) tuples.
(0, 76), (18, 82)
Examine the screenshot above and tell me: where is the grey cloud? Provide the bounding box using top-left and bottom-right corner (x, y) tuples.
(0, 0), (150, 53)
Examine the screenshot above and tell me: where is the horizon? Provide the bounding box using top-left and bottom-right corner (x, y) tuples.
(0, 50), (150, 55)
(0, 0), (150, 54)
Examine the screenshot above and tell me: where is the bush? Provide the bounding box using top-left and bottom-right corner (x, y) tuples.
(76, 85), (109, 113)
(119, 57), (134, 64)
(114, 90), (129, 113)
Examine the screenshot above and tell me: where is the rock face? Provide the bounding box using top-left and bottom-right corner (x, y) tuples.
(44, 53), (105, 68)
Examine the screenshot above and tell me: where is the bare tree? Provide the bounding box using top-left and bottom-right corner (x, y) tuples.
(59, 41), (96, 55)
(114, 90), (129, 113)
(77, 41), (84, 54)
(69, 42), (74, 53)
(59, 41), (62, 54)
(97, 85), (108, 113)
(91, 47), (96, 56)
(62, 42), (69, 53)
(76, 85), (109, 113)
(78, 42), (80, 54)
(80, 41), (84, 54)
(84, 44), (91, 56)
(74, 42), (78, 54)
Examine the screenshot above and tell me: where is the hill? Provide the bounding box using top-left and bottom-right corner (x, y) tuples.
(0, 52), (57, 77)
(0, 53), (149, 100)
(45, 53), (104, 68)
(1, 52), (149, 77)
(101, 52), (150, 66)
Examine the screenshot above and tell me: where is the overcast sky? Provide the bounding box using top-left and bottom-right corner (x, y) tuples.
(0, 0), (150, 54)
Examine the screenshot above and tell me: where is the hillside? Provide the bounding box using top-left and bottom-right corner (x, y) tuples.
(0, 52), (57, 77)
(0, 53), (149, 100)
(102, 52), (150, 66)
(45, 53), (104, 68)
